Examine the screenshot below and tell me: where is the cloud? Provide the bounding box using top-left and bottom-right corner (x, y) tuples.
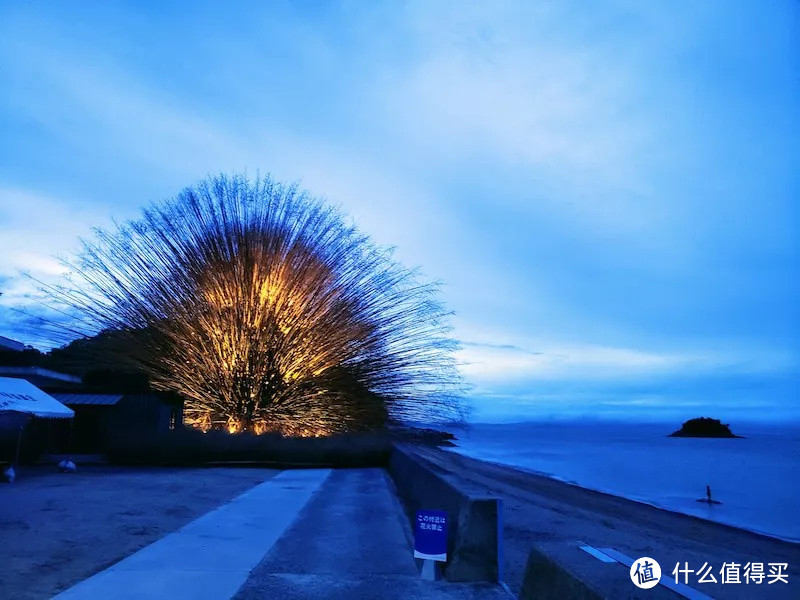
(459, 339), (686, 381)
(457, 334), (798, 386)
(0, 187), (99, 280)
(386, 23), (644, 174)
(367, 1), (671, 238)
(461, 341), (542, 355)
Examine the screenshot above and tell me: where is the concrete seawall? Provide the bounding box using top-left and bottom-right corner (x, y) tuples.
(387, 444), (502, 583)
(518, 547), (603, 600)
(518, 543), (689, 600)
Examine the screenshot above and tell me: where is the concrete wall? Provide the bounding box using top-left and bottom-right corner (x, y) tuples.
(519, 547), (604, 600)
(518, 543), (678, 600)
(105, 428), (392, 467)
(387, 444), (502, 583)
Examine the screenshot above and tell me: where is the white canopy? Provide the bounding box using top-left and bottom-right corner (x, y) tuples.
(0, 377), (75, 419)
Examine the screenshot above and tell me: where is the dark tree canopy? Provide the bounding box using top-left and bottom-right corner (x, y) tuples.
(47, 175), (464, 436)
(669, 417), (740, 438)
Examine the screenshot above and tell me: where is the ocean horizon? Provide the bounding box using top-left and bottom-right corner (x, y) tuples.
(449, 420), (800, 543)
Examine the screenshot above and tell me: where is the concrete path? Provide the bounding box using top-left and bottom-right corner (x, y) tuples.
(53, 467), (508, 600)
(53, 469), (332, 600)
(233, 469), (510, 599)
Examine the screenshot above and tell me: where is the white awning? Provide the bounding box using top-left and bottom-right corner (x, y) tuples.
(0, 377), (75, 419)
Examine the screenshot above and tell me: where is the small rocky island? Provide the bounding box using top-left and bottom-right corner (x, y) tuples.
(669, 417), (742, 438)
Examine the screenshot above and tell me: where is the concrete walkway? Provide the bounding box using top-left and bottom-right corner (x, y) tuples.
(234, 469), (510, 599)
(53, 468), (509, 600)
(53, 469), (332, 600)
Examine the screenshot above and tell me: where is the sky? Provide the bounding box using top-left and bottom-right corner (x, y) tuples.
(1, 1), (798, 423)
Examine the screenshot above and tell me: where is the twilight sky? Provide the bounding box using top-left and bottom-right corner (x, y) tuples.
(1, 1), (798, 422)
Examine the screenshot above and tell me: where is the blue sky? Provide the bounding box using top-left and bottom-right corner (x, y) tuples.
(1, 1), (798, 422)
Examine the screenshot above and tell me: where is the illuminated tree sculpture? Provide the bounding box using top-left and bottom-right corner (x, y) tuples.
(50, 175), (464, 436)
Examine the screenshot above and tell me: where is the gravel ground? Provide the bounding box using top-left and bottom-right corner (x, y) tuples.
(0, 464), (278, 600)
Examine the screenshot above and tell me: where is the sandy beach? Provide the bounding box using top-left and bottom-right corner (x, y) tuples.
(412, 446), (799, 599)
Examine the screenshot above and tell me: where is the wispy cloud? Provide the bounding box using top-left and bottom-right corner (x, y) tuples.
(0, 187), (97, 282)
(457, 337), (798, 383)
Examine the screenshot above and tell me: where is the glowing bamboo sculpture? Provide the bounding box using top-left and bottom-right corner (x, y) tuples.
(50, 175), (463, 436)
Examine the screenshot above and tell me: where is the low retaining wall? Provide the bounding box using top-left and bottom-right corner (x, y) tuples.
(387, 444), (502, 582)
(519, 543), (678, 600)
(105, 429), (391, 467)
(519, 547), (604, 600)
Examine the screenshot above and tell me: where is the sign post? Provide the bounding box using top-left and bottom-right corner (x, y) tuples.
(414, 509), (448, 581)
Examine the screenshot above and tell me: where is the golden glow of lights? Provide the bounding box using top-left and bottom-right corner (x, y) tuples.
(57, 175), (462, 440)
(252, 421), (272, 436)
(185, 412), (213, 433)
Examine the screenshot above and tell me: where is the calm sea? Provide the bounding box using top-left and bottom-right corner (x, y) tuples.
(449, 421), (800, 543)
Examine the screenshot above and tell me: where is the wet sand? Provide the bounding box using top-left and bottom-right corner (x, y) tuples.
(0, 465), (277, 600)
(411, 446), (799, 599)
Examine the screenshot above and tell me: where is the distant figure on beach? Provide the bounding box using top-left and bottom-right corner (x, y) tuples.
(697, 484), (721, 505)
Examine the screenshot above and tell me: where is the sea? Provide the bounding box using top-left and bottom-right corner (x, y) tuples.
(448, 421), (800, 543)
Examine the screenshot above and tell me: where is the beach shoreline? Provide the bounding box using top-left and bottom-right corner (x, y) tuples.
(410, 445), (799, 598)
(446, 446), (800, 546)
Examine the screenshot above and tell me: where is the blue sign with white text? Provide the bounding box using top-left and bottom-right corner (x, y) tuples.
(414, 509), (447, 561)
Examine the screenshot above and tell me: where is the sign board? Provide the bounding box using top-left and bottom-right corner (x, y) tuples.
(414, 509), (447, 561)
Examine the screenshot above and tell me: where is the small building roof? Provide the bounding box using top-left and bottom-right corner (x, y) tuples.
(0, 336), (28, 352)
(0, 366), (82, 384)
(52, 393), (124, 406)
(0, 377), (75, 419)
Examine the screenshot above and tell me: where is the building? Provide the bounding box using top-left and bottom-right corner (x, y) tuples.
(0, 376), (74, 467)
(50, 393), (182, 453)
(0, 366), (183, 456)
